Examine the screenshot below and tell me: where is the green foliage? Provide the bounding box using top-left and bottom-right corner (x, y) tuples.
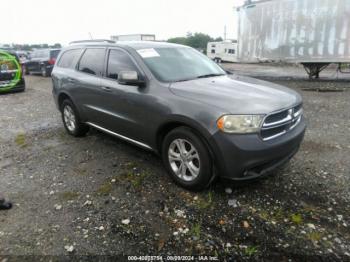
(15, 133), (27, 147)
(190, 223), (201, 238)
(167, 32), (222, 51)
(291, 213), (303, 224)
(96, 182), (112, 195)
(244, 246), (258, 256)
(307, 232), (322, 242)
(60, 191), (80, 201)
(196, 190), (214, 209)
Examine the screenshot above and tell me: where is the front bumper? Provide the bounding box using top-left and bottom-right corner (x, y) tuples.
(209, 117), (306, 180)
(0, 78), (25, 93)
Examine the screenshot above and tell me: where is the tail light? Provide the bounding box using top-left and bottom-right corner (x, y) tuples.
(48, 58), (56, 65)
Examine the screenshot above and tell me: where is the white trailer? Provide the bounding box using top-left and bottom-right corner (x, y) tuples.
(207, 41), (238, 63)
(111, 34), (156, 42)
(237, 0), (350, 78)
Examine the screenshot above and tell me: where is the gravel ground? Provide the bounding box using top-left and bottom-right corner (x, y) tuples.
(0, 69), (350, 261)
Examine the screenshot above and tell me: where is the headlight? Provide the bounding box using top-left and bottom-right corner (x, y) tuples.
(217, 115), (264, 133)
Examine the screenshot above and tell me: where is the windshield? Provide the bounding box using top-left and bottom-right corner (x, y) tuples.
(138, 47), (225, 82)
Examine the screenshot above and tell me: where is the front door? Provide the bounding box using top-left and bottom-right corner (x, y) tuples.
(99, 48), (149, 144)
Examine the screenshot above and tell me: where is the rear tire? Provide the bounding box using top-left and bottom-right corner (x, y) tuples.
(161, 127), (213, 191)
(61, 99), (89, 137)
(41, 66), (48, 77)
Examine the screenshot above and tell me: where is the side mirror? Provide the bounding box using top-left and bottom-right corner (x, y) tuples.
(118, 71), (145, 87)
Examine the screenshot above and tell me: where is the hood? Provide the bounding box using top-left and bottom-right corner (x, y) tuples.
(169, 75), (302, 115)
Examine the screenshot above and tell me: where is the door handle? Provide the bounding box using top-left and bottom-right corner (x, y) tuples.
(101, 86), (112, 92)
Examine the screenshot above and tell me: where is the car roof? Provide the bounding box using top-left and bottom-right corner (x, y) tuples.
(68, 41), (187, 50)
(32, 48), (61, 52)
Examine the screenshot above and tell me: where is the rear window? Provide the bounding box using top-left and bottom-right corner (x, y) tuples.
(50, 50), (61, 59)
(31, 50), (47, 58)
(57, 49), (83, 69)
(78, 48), (105, 76)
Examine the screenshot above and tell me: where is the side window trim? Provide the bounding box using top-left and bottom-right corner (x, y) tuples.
(104, 47), (146, 83)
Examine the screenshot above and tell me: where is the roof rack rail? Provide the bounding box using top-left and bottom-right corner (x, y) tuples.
(69, 39), (116, 45)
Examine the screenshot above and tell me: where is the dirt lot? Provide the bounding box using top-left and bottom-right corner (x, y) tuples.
(1, 67), (350, 260)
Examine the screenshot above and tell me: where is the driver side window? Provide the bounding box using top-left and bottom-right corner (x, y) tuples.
(107, 49), (138, 80)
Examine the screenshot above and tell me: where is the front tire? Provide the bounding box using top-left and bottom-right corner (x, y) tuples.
(161, 127), (213, 191)
(61, 99), (89, 137)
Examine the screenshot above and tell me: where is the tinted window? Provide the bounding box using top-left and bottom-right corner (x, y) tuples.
(50, 50), (61, 59)
(78, 48), (105, 75)
(57, 49), (82, 69)
(107, 49), (138, 80)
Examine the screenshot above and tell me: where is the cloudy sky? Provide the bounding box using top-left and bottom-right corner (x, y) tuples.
(1, 0), (245, 45)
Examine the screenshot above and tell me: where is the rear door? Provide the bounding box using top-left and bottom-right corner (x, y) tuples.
(72, 48), (107, 126)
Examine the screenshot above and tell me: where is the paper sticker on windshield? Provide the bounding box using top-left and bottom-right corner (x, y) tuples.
(137, 48), (160, 58)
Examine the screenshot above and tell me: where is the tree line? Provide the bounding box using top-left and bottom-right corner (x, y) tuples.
(167, 33), (223, 52)
(0, 43), (62, 51)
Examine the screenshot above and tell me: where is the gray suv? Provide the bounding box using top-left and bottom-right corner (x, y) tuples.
(52, 40), (306, 191)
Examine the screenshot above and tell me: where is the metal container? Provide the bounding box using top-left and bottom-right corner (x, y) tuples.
(237, 0), (350, 63)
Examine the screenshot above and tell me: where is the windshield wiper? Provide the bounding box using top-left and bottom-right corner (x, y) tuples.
(196, 73), (225, 79)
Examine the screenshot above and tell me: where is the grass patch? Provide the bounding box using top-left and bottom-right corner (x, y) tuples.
(196, 191), (213, 209)
(96, 182), (112, 195)
(72, 168), (88, 176)
(60, 191), (80, 201)
(307, 232), (322, 242)
(291, 213), (303, 224)
(190, 222), (201, 238)
(244, 246), (258, 257)
(115, 170), (150, 188)
(15, 133), (27, 147)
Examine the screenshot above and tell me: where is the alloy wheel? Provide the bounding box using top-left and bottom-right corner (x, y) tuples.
(63, 105), (76, 132)
(168, 138), (201, 182)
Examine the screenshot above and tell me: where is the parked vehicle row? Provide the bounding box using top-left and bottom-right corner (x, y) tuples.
(52, 40), (306, 191)
(23, 49), (61, 77)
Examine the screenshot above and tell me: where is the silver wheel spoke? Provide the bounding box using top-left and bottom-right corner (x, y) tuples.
(169, 149), (181, 161)
(187, 162), (199, 176)
(168, 138), (201, 182)
(180, 162), (187, 178)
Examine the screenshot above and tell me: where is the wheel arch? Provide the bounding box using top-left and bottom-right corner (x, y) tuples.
(155, 116), (217, 164)
(57, 92), (74, 111)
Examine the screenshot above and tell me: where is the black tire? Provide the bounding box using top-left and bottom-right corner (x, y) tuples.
(61, 99), (89, 137)
(41, 66), (48, 77)
(161, 127), (213, 191)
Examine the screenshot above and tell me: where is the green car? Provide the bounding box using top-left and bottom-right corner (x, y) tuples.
(0, 50), (25, 93)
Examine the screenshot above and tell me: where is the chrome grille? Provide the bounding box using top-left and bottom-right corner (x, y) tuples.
(261, 104), (303, 141)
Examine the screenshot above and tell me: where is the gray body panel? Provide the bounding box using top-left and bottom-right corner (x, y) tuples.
(237, 0), (350, 63)
(52, 41), (306, 180)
